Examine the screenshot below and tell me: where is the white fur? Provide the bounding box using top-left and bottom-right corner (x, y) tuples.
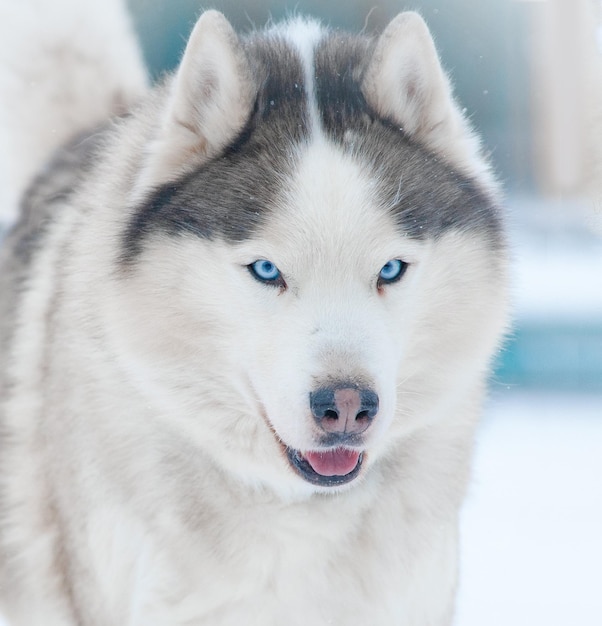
(0, 5), (509, 625)
(271, 18), (325, 135)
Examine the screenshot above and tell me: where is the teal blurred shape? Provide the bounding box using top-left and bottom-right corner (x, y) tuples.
(493, 323), (602, 393)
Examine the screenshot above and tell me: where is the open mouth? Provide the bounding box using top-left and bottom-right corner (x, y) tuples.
(286, 447), (364, 487)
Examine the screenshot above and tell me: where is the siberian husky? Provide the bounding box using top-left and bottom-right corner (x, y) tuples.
(0, 2), (509, 624)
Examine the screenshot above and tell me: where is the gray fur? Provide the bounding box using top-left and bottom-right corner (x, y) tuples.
(0, 128), (105, 372)
(121, 35), (310, 262)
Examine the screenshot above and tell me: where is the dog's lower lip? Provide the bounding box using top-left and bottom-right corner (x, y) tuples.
(286, 448), (364, 487)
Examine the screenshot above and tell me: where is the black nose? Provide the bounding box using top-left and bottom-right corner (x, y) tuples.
(310, 386), (379, 435)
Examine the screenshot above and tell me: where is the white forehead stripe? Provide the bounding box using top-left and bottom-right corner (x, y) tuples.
(269, 18), (324, 135)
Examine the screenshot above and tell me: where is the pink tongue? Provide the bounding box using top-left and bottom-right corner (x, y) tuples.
(304, 449), (360, 477)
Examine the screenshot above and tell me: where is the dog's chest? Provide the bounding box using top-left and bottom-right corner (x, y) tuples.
(135, 523), (401, 625)
(105, 496), (455, 626)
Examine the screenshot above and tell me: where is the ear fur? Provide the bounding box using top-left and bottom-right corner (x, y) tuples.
(363, 12), (492, 182)
(139, 11), (255, 191)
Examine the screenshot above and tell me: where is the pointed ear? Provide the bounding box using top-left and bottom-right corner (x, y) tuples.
(363, 12), (489, 179)
(139, 11), (255, 190)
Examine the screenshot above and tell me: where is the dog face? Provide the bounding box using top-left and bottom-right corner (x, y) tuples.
(227, 140), (424, 487)
(106, 12), (507, 496)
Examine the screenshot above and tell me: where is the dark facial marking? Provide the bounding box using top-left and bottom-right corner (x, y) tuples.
(122, 22), (505, 266)
(121, 35), (310, 264)
(313, 33), (504, 244)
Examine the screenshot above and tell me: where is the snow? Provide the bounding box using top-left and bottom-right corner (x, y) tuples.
(456, 391), (602, 626)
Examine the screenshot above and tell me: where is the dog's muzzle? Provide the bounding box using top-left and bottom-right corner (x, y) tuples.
(286, 384), (378, 487)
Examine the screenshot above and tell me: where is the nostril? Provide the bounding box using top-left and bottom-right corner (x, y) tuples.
(310, 388), (337, 420)
(324, 409), (339, 420)
(359, 389), (379, 419)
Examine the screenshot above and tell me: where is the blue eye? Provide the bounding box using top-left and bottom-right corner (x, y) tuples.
(248, 259), (284, 286)
(378, 259), (407, 286)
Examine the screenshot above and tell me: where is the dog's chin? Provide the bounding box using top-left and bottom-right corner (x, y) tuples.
(286, 447), (364, 487)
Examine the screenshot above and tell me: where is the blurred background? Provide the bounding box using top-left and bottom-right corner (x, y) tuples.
(126, 0), (602, 624)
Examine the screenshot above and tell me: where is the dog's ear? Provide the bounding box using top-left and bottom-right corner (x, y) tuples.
(363, 12), (486, 177)
(139, 11), (255, 190)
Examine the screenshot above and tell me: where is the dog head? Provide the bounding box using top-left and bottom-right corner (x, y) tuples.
(108, 12), (508, 497)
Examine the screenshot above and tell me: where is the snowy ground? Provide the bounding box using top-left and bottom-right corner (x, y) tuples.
(456, 390), (602, 626)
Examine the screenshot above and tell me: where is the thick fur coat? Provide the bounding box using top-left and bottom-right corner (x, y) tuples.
(0, 2), (509, 624)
